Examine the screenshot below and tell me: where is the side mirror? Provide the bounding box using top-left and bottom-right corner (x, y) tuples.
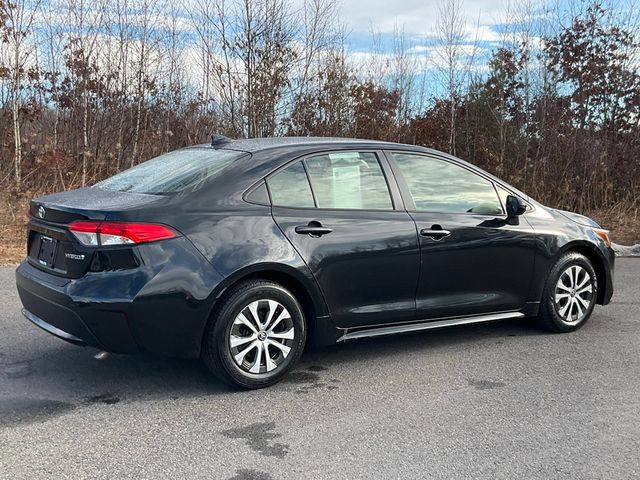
(506, 195), (527, 217)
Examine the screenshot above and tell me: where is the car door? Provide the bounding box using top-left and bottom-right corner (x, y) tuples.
(268, 150), (420, 328)
(386, 151), (536, 320)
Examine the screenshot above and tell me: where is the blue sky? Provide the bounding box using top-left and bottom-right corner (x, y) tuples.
(337, 0), (522, 50)
(31, 0), (638, 61)
(22, 0), (639, 102)
(327, 0), (526, 95)
(332, 0), (638, 55)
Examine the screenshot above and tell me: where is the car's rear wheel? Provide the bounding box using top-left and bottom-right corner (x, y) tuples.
(202, 280), (306, 389)
(538, 252), (598, 332)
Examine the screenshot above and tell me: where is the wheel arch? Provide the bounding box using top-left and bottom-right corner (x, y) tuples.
(558, 241), (608, 304)
(201, 263), (334, 352)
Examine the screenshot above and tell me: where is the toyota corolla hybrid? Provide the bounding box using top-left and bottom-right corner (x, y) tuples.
(16, 137), (614, 388)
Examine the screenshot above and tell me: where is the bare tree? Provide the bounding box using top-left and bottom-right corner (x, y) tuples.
(130, 0), (161, 166)
(61, 0), (106, 186)
(112, 0), (133, 169)
(236, 0), (298, 137)
(1, 0), (41, 185)
(40, 0), (67, 150)
(287, 0), (339, 132)
(161, 1), (188, 151)
(390, 24), (420, 140)
(192, 0), (242, 136)
(434, 0), (466, 155)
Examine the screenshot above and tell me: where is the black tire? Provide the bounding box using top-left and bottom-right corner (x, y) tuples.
(202, 279), (306, 389)
(538, 252), (598, 333)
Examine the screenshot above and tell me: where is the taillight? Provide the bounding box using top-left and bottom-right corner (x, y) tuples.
(68, 221), (178, 246)
(68, 220), (101, 246)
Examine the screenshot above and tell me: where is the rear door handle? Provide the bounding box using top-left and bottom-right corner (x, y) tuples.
(420, 228), (451, 240)
(295, 222), (333, 237)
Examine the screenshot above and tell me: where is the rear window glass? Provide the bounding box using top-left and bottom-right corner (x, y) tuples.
(95, 149), (247, 194)
(304, 152), (392, 210)
(267, 161), (315, 208)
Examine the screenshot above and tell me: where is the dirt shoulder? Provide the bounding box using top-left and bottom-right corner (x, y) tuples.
(1, 192), (30, 266)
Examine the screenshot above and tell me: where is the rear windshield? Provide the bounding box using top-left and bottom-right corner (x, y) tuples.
(95, 149), (247, 194)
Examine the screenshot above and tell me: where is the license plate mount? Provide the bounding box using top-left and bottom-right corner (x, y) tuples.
(37, 235), (57, 267)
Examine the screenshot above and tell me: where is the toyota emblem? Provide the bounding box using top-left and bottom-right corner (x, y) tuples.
(38, 206), (46, 219)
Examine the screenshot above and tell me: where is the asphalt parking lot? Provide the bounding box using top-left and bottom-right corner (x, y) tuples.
(1, 259), (639, 479)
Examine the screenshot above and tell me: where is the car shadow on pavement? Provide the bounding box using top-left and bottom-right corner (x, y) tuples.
(1, 315), (546, 404)
(0, 313), (582, 428)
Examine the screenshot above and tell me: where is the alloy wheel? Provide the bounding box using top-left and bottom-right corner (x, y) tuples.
(229, 299), (295, 374)
(554, 265), (594, 324)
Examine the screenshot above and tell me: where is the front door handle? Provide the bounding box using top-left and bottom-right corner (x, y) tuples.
(295, 222), (333, 237)
(420, 227), (451, 240)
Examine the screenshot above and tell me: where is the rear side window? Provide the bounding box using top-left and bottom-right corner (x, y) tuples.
(267, 161), (315, 208)
(267, 152), (394, 210)
(95, 149), (246, 194)
(304, 152), (393, 210)
(392, 153), (502, 215)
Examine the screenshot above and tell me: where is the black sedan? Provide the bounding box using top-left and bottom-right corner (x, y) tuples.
(16, 137), (614, 388)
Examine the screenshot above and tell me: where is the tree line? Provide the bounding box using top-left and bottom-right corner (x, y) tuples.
(1, 0), (639, 217)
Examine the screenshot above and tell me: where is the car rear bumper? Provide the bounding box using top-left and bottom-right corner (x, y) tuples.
(15, 237), (224, 358)
(16, 261), (140, 352)
(22, 308), (89, 346)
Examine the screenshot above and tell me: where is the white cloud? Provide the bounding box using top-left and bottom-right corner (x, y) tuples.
(335, 0), (512, 36)
(407, 45), (431, 54)
(464, 23), (502, 43)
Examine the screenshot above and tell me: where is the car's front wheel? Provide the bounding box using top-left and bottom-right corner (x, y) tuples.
(202, 280), (306, 389)
(538, 252), (598, 332)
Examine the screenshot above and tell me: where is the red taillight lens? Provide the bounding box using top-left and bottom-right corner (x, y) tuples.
(98, 222), (178, 245)
(69, 221), (178, 246)
(68, 220), (100, 246)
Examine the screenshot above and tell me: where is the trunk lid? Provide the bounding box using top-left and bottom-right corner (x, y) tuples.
(27, 187), (163, 278)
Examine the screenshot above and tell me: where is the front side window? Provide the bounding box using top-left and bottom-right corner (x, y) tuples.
(392, 153), (502, 215)
(267, 161), (315, 208)
(304, 152), (393, 210)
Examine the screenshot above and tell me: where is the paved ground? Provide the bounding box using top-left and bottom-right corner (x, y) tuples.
(1, 260), (639, 480)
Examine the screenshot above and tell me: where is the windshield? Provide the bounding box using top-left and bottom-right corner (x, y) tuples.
(95, 149), (247, 194)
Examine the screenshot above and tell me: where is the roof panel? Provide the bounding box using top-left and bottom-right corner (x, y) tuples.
(190, 136), (410, 153)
